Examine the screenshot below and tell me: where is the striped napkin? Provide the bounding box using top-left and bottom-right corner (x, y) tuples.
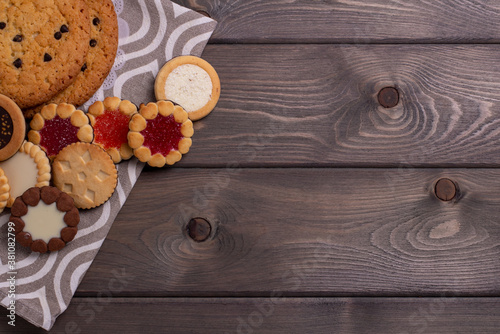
(0, 0), (217, 330)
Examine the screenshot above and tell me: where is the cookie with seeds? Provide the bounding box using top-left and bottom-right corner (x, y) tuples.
(25, 0), (118, 117)
(52, 142), (117, 209)
(0, 0), (91, 110)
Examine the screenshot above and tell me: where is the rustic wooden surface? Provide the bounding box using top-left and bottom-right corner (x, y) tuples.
(3, 298), (500, 333)
(3, 0), (500, 333)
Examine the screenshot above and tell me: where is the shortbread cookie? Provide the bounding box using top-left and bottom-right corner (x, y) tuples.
(52, 142), (117, 209)
(128, 101), (193, 167)
(25, 0), (118, 117)
(11, 186), (80, 253)
(155, 56), (221, 121)
(28, 103), (93, 160)
(0, 0), (91, 110)
(0, 168), (10, 213)
(88, 97), (137, 163)
(0, 94), (25, 161)
(0, 141), (51, 207)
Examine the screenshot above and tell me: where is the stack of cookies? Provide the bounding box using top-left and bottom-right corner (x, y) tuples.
(0, 0), (222, 255)
(0, 0), (118, 118)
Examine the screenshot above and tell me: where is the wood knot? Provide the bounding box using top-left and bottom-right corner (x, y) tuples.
(378, 87), (399, 108)
(187, 218), (212, 242)
(435, 178), (457, 201)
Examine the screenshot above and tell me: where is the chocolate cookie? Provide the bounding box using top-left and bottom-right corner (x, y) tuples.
(25, 0), (118, 117)
(0, 0), (90, 110)
(11, 186), (80, 253)
(0, 94), (25, 161)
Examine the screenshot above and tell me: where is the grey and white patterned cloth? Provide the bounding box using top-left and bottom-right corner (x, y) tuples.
(0, 0), (217, 330)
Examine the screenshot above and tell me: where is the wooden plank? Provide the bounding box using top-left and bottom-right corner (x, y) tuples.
(75, 168), (500, 296)
(172, 0), (500, 43)
(180, 44), (500, 167)
(2, 297), (500, 333)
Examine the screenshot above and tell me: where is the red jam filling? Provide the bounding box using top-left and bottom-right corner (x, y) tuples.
(141, 114), (183, 156)
(39, 115), (79, 157)
(94, 109), (130, 150)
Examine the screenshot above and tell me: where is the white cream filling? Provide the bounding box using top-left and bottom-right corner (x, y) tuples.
(164, 64), (213, 112)
(22, 202), (66, 243)
(0, 152), (38, 199)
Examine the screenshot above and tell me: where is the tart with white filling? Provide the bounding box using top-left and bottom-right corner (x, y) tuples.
(11, 186), (80, 253)
(155, 55), (220, 121)
(0, 141), (51, 207)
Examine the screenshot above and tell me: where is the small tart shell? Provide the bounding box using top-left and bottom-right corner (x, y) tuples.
(128, 101), (193, 167)
(3, 141), (51, 207)
(28, 103), (93, 159)
(88, 97), (138, 164)
(154, 56), (220, 121)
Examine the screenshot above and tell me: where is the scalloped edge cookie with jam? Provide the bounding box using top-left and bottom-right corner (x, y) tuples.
(128, 101), (193, 167)
(154, 56), (220, 121)
(88, 97), (137, 163)
(11, 186), (80, 253)
(0, 141), (51, 207)
(28, 103), (93, 160)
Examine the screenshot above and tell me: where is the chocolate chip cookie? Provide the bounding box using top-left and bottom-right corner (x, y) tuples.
(0, 0), (91, 110)
(24, 0), (118, 118)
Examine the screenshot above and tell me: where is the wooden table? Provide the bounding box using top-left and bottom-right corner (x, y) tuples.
(4, 0), (500, 332)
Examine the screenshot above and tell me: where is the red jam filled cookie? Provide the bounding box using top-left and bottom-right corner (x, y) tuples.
(128, 101), (193, 167)
(28, 103), (93, 159)
(88, 97), (137, 163)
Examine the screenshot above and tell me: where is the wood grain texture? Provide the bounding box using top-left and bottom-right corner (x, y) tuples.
(180, 44), (500, 167)
(2, 297), (500, 333)
(172, 0), (500, 43)
(75, 168), (500, 296)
